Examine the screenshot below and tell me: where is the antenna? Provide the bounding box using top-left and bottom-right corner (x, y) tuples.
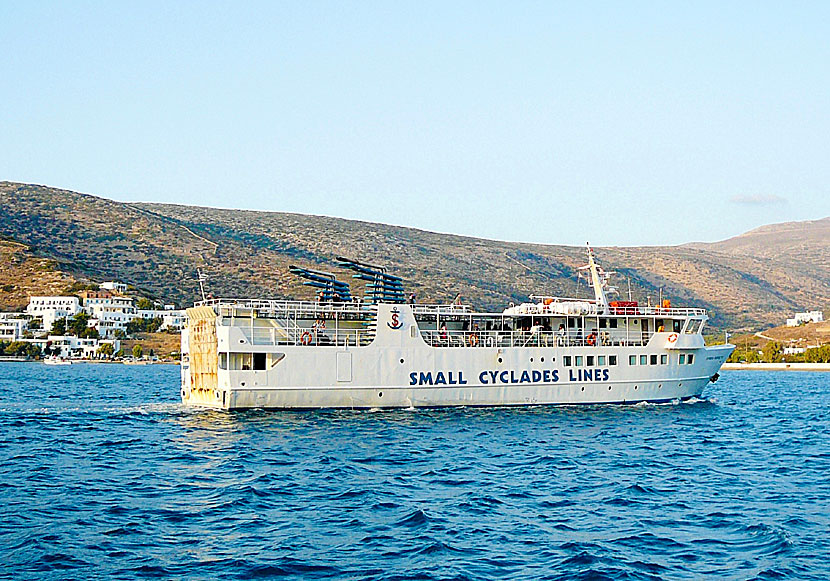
(197, 268), (207, 302)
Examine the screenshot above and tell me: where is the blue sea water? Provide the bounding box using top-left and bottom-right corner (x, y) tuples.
(0, 362), (828, 580)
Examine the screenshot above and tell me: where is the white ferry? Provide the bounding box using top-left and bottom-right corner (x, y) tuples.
(180, 248), (734, 410)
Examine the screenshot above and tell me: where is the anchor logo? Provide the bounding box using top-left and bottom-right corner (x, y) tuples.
(387, 307), (404, 329)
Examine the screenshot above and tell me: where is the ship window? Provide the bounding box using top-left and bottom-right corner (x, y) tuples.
(599, 319), (607, 329)
(598, 355), (606, 366)
(640, 354), (647, 365)
(568, 318), (577, 328)
(254, 353), (266, 371)
(587, 356), (594, 366)
(564, 356), (572, 367)
(687, 354), (694, 365)
(679, 354), (686, 364)
(575, 355), (583, 366)
(650, 354), (657, 365)
(685, 319), (702, 334)
(629, 355), (636, 366)
(660, 354), (667, 365)
(219, 353), (228, 370)
(609, 355), (617, 365)
(610, 319), (618, 328)
(673, 320), (682, 332)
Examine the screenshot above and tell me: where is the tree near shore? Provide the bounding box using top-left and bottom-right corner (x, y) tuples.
(132, 344), (143, 359)
(97, 343), (115, 359)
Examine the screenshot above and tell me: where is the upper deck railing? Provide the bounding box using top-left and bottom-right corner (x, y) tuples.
(194, 298), (706, 320)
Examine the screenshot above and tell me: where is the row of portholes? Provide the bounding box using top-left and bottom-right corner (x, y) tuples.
(496, 356), (552, 364)
(580, 383), (675, 392)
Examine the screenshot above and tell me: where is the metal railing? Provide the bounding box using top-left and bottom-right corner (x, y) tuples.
(420, 329), (662, 348)
(237, 325), (375, 347)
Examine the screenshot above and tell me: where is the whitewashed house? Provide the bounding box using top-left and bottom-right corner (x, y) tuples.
(136, 308), (186, 331)
(26, 296), (81, 331)
(0, 313), (29, 342)
(28, 336), (121, 358)
(83, 296), (137, 337)
(100, 281), (128, 294)
(786, 311), (825, 327)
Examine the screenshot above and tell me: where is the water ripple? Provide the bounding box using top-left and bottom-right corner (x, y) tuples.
(0, 364), (829, 580)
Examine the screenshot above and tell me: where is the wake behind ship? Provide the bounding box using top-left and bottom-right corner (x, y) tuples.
(180, 248), (734, 409)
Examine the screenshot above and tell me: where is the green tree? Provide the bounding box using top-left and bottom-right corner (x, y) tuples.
(132, 344), (143, 359)
(136, 298), (155, 310)
(51, 317), (67, 336)
(762, 341), (783, 363)
(97, 343), (115, 359)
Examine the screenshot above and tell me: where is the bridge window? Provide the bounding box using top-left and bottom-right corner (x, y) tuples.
(639, 355), (647, 365)
(679, 354), (686, 364)
(650, 354), (657, 365)
(687, 354), (695, 365)
(660, 354), (667, 365)
(629, 355), (637, 365)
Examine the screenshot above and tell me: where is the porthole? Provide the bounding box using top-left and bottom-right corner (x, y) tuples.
(634, 385), (638, 390)
(530, 357), (534, 363)
(608, 386), (612, 390)
(581, 387), (585, 392)
(541, 357), (545, 363)
(659, 384), (662, 389)
(400, 359), (404, 364)
(498, 357), (503, 364)
(378, 392), (383, 398)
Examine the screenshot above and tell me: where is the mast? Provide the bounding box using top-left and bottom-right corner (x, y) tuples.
(585, 244), (610, 314)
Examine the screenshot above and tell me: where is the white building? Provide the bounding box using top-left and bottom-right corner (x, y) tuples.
(786, 311), (825, 327)
(100, 281), (128, 294)
(28, 336), (120, 358)
(26, 296), (81, 332)
(136, 309), (186, 331)
(0, 313), (29, 342)
(84, 296), (137, 337)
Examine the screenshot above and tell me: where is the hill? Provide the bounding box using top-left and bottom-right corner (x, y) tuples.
(0, 238), (80, 311)
(1, 181), (828, 331)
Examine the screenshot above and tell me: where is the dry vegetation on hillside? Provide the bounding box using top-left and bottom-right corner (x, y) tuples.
(0, 239), (79, 311)
(1, 181), (828, 331)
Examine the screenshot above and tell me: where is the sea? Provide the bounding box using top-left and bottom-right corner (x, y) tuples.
(0, 362), (828, 580)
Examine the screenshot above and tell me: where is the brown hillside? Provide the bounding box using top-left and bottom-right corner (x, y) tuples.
(0, 239), (79, 311)
(1, 181), (829, 331)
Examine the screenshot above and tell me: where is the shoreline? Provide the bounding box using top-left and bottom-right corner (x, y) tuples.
(722, 362), (830, 372)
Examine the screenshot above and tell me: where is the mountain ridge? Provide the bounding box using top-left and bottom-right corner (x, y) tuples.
(1, 181), (828, 330)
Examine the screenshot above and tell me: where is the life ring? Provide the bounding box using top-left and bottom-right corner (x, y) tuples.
(469, 334), (479, 347)
(667, 333), (679, 344)
(586, 333), (597, 346)
(485, 337), (495, 348)
(301, 331), (313, 345)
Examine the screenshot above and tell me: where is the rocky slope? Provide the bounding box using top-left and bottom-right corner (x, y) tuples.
(1, 181), (828, 330)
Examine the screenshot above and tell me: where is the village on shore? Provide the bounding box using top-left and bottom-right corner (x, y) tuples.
(0, 279), (828, 368)
(0, 281), (183, 362)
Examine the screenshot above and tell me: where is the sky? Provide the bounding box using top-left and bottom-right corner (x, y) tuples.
(2, 1), (829, 247)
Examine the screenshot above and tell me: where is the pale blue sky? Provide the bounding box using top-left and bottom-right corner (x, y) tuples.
(2, 1), (829, 246)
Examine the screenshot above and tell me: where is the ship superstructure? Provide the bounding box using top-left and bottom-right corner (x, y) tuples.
(180, 248), (733, 409)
